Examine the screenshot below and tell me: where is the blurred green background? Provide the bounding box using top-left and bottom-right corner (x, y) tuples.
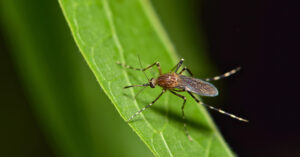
(0, 0), (213, 156)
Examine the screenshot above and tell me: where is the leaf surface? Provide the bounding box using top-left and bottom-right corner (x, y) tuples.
(59, 0), (235, 156)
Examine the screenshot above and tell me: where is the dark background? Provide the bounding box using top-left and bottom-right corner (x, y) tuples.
(1, 0), (299, 157)
(201, 0), (300, 156)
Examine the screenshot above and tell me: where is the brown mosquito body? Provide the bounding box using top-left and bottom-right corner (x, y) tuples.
(156, 73), (179, 89)
(117, 58), (248, 141)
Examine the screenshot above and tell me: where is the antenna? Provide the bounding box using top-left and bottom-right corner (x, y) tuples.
(134, 86), (147, 99)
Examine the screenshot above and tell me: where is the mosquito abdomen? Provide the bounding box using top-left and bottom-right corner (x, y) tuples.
(177, 75), (219, 97)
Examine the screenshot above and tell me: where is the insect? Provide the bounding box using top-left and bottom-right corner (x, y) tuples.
(117, 58), (248, 140)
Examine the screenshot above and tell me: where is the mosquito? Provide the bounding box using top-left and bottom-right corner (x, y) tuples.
(117, 58), (248, 140)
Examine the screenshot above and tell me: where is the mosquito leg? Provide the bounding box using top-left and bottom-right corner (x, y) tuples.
(116, 61), (142, 71)
(127, 90), (166, 122)
(172, 89), (186, 92)
(124, 83), (149, 89)
(170, 58), (184, 73)
(205, 67), (241, 81)
(117, 61), (162, 75)
(178, 67), (194, 76)
(170, 90), (193, 141)
(143, 62), (162, 75)
(188, 91), (248, 122)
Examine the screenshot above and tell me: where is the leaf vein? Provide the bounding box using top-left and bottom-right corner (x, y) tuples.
(205, 135), (214, 157)
(91, 47), (105, 80)
(160, 132), (174, 157)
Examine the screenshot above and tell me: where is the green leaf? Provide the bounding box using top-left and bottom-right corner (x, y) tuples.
(59, 0), (235, 156)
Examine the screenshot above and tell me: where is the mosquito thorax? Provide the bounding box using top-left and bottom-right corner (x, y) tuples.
(157, 73), (179, 89)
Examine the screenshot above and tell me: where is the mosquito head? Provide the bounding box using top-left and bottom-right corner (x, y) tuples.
(149, 78), (157, 88)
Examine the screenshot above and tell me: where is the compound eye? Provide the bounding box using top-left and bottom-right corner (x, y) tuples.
(149, 78), (155, 88)
(150, 82), (155, 88)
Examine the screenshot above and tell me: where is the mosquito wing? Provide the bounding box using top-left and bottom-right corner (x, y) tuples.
(177, 75), (219, 97)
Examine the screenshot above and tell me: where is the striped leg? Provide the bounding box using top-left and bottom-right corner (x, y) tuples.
(188, 91), (248, 122)
(127, 90), (166, 122)
(170, 58), (184, 73)
(205, 67), (241, 81)
(117, 61), (162, 75)
(179, 66), (194, 76)
(170, 90), (193, 141)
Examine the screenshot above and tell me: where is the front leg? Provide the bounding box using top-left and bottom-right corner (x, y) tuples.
(127, 90), (166, 122)
(117, 61), (162, 75)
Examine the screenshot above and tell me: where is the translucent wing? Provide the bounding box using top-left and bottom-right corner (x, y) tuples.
(176, 75), (219, 97)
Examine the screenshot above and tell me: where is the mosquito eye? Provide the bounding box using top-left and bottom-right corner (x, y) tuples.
(150, 82), (155, 88)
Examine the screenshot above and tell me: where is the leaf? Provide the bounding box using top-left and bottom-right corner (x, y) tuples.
(59, 0), (235, 156)
(0, 0), (152, 156)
